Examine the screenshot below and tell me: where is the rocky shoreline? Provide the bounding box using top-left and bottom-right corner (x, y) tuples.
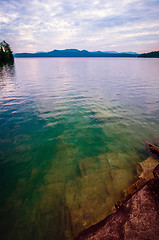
(76, 155), (159, 240)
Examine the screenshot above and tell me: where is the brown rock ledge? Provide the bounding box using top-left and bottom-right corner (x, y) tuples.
(76, 157), (159, 240)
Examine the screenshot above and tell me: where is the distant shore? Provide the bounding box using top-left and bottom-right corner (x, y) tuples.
(14, 49), (139, 58)
(14, 49), (159, 58)
(138, 51), (159, 58)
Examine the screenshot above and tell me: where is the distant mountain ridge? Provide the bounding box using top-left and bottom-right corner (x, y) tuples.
(14, 49), (139, 58)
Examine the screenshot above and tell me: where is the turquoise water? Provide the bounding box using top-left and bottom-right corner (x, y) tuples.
(0, 58), (159, 240)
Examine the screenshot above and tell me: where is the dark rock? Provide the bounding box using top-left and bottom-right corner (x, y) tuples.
(145, 141), (159, 157)
(153, 164), (159, 179)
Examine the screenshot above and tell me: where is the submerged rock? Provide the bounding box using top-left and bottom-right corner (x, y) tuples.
(113, 156), (159, 210)
(76, 157), (159, 240)
(137, 156), (159, 181)
(76, 179), (159, 240)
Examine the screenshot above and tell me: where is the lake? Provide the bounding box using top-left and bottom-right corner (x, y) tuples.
(0, 57), (159, 240)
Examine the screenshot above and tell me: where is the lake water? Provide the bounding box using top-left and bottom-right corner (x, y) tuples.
(0, 57), (159, 240)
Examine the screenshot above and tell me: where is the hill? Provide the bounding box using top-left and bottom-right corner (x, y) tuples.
(14, 49), (139, 58)
(138, 51), (159, 58)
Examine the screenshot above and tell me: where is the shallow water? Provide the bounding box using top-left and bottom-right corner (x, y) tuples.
(0, 58), (159, 240)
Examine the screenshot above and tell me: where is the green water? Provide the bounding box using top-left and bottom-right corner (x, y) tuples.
(0, 58), (159, 239)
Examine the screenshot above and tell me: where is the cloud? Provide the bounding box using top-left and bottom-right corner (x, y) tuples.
(0, 0), (159, 53)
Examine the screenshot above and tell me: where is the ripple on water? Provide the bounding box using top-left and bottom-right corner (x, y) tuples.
(0, 58), (159, 240)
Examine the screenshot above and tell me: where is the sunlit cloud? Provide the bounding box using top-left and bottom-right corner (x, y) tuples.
(0, 0), (159, 53)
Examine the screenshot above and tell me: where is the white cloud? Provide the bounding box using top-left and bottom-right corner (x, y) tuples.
(0, 0), (159, 53)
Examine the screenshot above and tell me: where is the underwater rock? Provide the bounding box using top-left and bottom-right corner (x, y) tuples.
(64, 154), (135, 239)
(65, 172), (114, 238)
(137, 156), (159, 181)
(114, 178), (146, 210)
(111, 157), (159, 210)
(76, 178), (159, 240)
(75, 157), (159, 240)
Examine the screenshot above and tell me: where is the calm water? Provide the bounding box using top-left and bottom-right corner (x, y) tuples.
(0, 58), (159, 240)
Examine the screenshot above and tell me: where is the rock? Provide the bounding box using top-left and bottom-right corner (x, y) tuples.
(76, 178), (159, 240)
(153, 164), (159, 179)
(137, 157), (159, 181)
(145, 141), (159, 157)
(114, 178), (146, 210)
(76, 156), (159, 240)
(63, 153), (135, 239)
(114, 157), (159, 210)
(123, 178), (146, 198)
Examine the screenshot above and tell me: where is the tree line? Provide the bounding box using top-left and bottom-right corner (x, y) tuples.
(138, 51), (159, 58)
(0, 40), (14, 65)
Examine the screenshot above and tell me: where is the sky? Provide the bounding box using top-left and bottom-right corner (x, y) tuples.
(0, 0), (159, 53)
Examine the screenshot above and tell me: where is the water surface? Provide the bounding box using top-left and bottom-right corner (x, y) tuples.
(0, 58), (159, 240)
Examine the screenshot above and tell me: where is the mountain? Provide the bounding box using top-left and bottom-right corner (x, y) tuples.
(104, 51), (118, 54)
(121, 51), (138, 55)
(138, 51), (159, 58)
(14, 49), (139, 58)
